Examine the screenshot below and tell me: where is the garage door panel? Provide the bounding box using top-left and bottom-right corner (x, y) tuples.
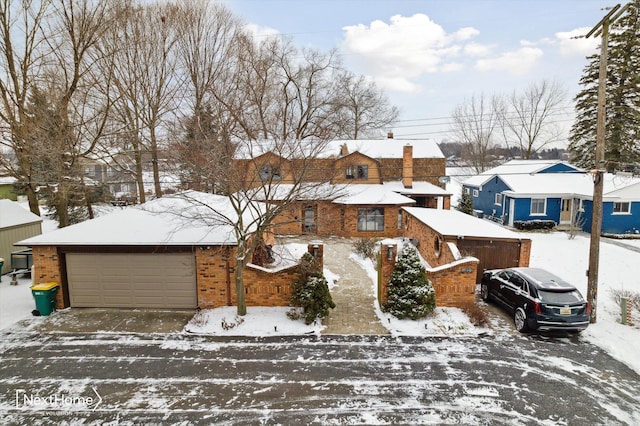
(67, 253), (197, 308)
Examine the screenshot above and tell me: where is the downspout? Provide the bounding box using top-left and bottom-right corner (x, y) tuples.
(226, 246), (232, 306)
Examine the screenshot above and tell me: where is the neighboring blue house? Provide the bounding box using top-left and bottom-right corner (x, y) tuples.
(462, 160), (640, 235)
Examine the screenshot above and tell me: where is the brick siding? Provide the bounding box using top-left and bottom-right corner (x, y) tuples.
(32, 246), (65, 309)
(31, 242), (319, 310)
(379, 242), (478, 309)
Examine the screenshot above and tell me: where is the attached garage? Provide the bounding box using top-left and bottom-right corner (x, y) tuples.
(16, 192), (244, 310)
(66, 253), (196, 308)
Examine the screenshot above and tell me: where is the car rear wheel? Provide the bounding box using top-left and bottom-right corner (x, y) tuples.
(480, 283), (490, 301)
(514, 308), (529, 333)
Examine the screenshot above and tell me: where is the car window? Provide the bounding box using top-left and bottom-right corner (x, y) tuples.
(498, 271), (511, 281)
(510, 274), (525, 290)
(538, 290), (582, 304)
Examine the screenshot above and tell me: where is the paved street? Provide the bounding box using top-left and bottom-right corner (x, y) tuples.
(0, 331), (638, 425)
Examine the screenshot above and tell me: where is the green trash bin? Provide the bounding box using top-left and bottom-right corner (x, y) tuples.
(31, 282), (59, 316)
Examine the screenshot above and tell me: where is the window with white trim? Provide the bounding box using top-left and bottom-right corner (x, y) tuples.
(530, 198), (546, 215)
(613, 202), (631, 214)
(495, 193), (503, 205)
(473, 189), (479, 197)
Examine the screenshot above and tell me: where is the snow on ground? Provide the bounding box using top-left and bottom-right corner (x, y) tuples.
(184, 306), (323, 336)
(2, 201), (639, 375)
(349, 251), (483, 337)
(524, 231), (640, 375)
(0, 275), (36, 329)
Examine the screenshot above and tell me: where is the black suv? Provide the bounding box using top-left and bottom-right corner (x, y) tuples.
(481, 267), (590, 333)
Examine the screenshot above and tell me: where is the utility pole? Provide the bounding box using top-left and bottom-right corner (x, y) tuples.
(584, 3), (629, 323)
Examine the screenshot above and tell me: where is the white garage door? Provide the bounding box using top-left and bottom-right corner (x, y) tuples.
(66, 253), (197, 308)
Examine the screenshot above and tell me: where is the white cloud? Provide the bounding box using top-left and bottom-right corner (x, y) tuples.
(463, 42), (494, 57)
(474, 47), (543, 75)
(341, 13), (481, 93)
(244, 23), (280, 39)
(555, 27), (600, 57)
(441, 62), (464, 72)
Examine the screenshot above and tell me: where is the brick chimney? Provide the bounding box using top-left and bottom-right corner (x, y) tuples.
(402, 144), (413, 189)
(387, 131), (394, 139)
(340, 143), (349, 156)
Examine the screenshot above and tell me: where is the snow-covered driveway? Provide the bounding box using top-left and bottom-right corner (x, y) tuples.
(0, 332), (638, 424)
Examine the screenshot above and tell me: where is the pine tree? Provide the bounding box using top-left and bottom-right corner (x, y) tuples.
(290, 253), (336, 325)
(382, 244), (436, 320)
(456, 188), (474, 215)
(569, 1), (640, 169)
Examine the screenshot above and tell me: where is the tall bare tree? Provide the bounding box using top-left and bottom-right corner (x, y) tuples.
(450, 94), (504, 173)
(100, 2), (181, 203)
(333, 72), (399, 139)
(174, 34), (352, 315)
(36, 0), (119, 227)
(0, 0), (50, 215)
(501, 80), (567, 159)
(172, 0), (241, 192)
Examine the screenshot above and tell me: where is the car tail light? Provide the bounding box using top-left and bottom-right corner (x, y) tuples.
(533, 301), (542, 314)
(585, 302), (591, 315)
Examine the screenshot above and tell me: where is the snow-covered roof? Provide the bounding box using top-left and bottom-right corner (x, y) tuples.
(382, 181), (451, 196)
(249, 183), (339, 202)
(502, 173), (640, 200)
(233, 139), (329, 160)
(17, 191), (261, 246)
(250, 181), (446, 205)
(234, 138), (444, 160)
(463, 160), (581, 187)
(323, 139), (443, 159)
(0, 200), (42, 229)
(484, 159), (580, 175)
(333, 185), (415, 205)
(403, 207), (524, 239)
(0, 176), (16, 185)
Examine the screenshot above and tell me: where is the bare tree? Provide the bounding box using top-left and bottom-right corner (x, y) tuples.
(0, 0), (50, 215)
(450, 94), (504, 173)
(177, 137), (340, 316)
(171, 0), (242, 192)
(172, 33), (351, 316)
(35, 0), (119, 227)
(99, 2), (182, 203)
(501, 80), (567, 159)
(333, 72), (399, 139)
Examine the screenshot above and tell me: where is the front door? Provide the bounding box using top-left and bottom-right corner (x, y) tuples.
(303, 205), (316, 234)
(560, 198), (572, 224)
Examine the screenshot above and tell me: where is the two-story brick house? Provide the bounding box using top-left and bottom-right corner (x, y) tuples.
(234, 135), (452, 238)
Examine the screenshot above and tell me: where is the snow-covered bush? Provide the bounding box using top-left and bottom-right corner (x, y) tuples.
(513, 220), (556, 231)
(382, 244), (436, 320)
(289, 253), (335, 325)
(352, 238), (378, 261)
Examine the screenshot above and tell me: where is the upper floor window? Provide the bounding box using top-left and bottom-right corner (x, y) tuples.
(259, 164), (281, 181)
(346, 164), (368, 179)
(613, 202), (631, 214)
(472, 189), (479, 197)
(495, 193), (503, 205)
(531, 198), (546, 215)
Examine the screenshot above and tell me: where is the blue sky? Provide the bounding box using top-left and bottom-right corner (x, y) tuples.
(224, 0), (618, 142)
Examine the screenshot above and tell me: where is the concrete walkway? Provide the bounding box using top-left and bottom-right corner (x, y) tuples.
(319, 238), (389, 335)
(602, 236), (640, 253)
